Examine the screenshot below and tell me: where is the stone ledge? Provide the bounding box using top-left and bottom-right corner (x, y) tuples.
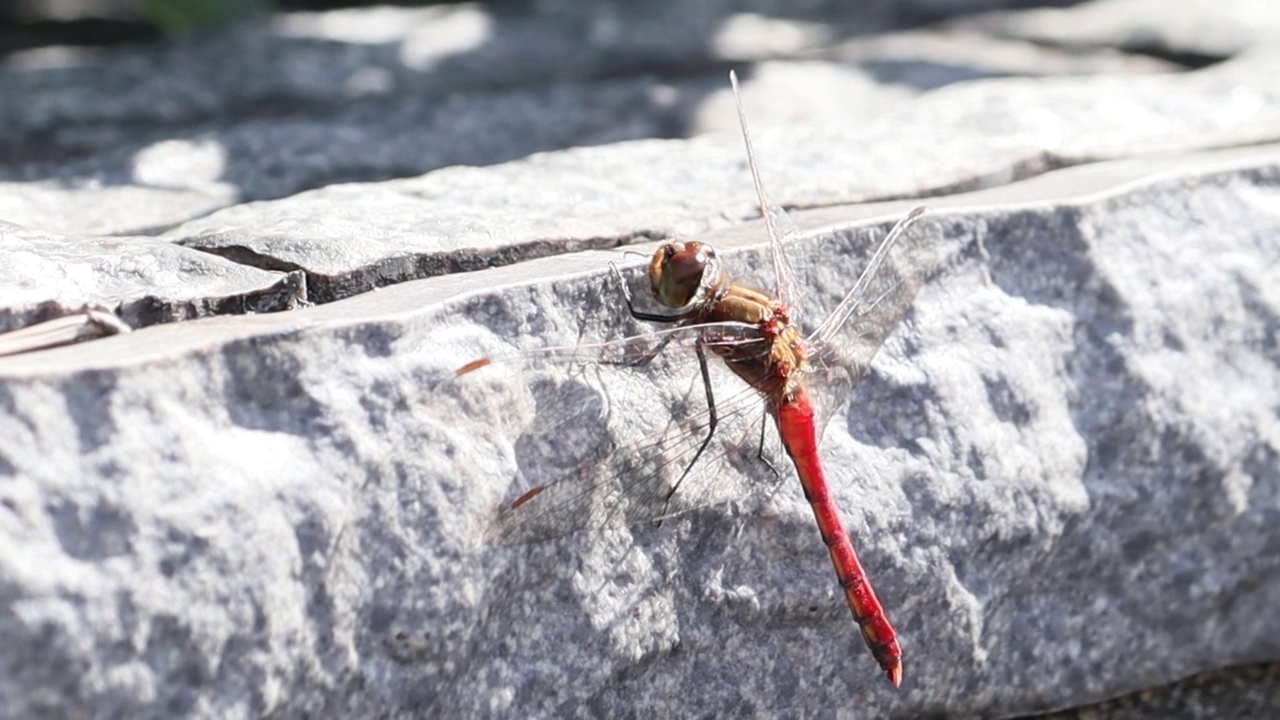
(1, 146), (1276, 717)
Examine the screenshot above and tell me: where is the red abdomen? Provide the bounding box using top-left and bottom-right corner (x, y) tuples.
(775, 390), (903, 687)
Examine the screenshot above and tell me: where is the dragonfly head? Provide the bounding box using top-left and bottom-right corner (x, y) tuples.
(649, 240), (723, 309)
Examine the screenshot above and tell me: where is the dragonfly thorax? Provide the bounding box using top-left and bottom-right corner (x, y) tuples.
(649, 239), (806, 401)
(704, 284), (809, 405)
(649, 240), (727, 310)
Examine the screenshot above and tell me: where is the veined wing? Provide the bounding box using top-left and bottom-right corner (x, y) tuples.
(724, 72), (930, 428)
(450, 320), (761, 378)
(802, 207), (932, 431)
(729, 69), (799, 313)
(484, 376), (785, 546)
(438, 321), (786, 545)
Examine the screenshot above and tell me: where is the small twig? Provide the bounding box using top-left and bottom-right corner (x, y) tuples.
(0, 306), (131, 358)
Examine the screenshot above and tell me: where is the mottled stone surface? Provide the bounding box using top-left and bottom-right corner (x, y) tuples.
(1027, 662), (1280, 720)
(0, 223), (304, 334)
(3, 146), (1279, 718)
(968, 0), (1280, 58)
(0, 1), (1228, 236)
(165, 50), (1280, 304)
(1, 1), (1278, 718)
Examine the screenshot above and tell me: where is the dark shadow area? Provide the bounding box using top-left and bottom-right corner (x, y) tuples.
(1109, 42), (1226, 70)
(859, 57), (1015, 91)
(0, 16), (159, 54)
(1016, 661), (1280, 719)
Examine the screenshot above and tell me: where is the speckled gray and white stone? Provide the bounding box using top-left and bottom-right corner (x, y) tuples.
(1, 145), (1278, 718)
(0, 1), (1229, 236)
(163, 49), (1280, 305)
(967, 0), (1280, 58)
(0, 223), (305, 334)
(3, 1), (1280, 717)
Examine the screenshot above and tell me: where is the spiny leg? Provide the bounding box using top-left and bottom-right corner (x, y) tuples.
(655, 336), (719, 525)
(755, 409), (781, 480)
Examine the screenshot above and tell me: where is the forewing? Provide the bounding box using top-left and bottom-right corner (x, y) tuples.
(729, 70), (801, 312)
(804, 208), (934, 430)
(484, 378), (778, 545)
(437, 322), (784, 545)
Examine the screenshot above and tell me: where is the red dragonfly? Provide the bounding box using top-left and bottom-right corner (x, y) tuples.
(452, 71), (929, 687)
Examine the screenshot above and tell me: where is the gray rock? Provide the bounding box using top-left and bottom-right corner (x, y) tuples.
(1, 143), (1278, 717)
(0, 223), (305, 334)
(165, 48), (1280, 304)
(0, 2), (1195, 236)
(3, 1), (1280, 717)
(967, 0), (1280, 58)
(1031, 661), (1280, 719)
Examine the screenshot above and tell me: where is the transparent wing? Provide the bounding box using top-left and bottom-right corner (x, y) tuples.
(448, 320), (759, 379)
(436, 320), (789, 545)
(484, 380), (785, 546)
(730, 69), (799, 312)
(802, 207), (934, 431)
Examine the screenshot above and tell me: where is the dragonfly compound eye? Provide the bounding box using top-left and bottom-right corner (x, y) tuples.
(650, 241), (711, 308)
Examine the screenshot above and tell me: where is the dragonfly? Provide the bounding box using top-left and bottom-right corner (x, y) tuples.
(451, 70), (929, 687)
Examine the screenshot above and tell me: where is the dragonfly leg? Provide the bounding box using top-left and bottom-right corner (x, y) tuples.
(612, 333), (673, 369)
(604, 262), (702, 369)
(656, 337), (719, 523)
(755, 410), (781, 480)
